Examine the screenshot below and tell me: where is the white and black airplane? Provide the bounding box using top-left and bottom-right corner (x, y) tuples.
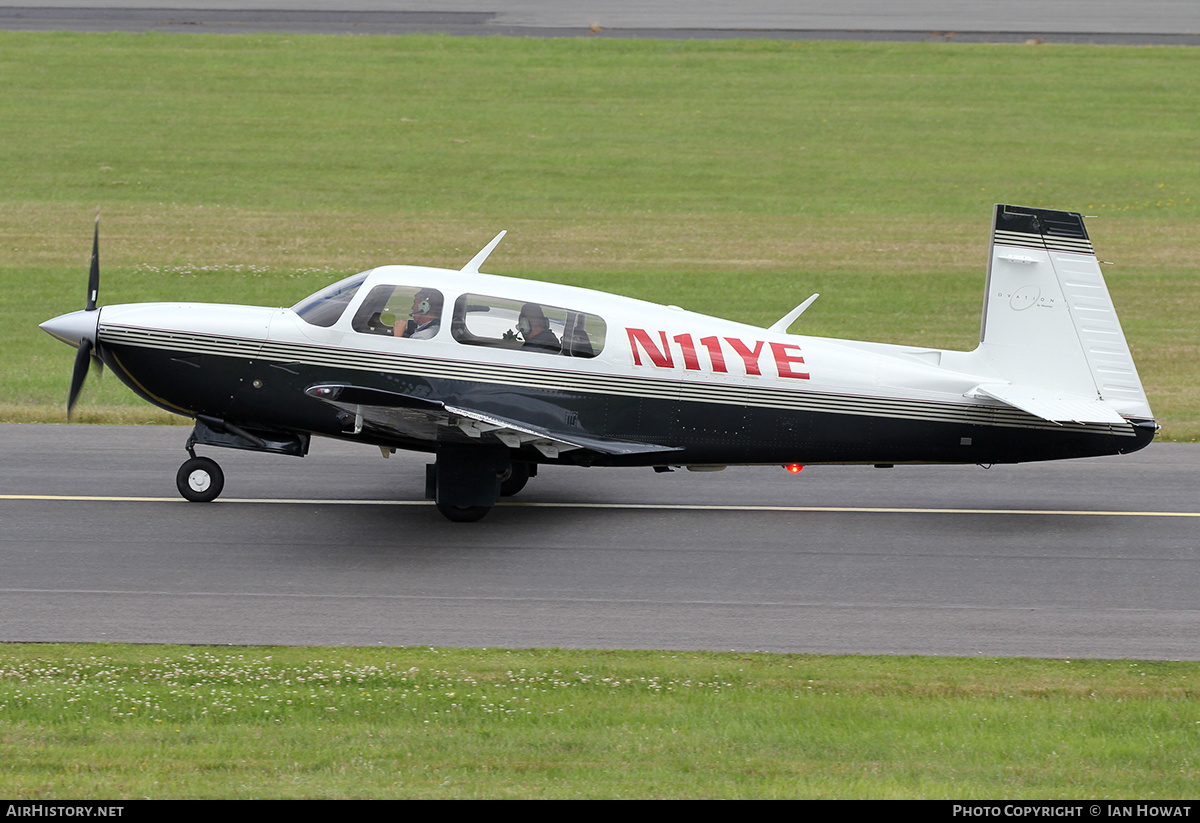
(40, 204), (1155, 521)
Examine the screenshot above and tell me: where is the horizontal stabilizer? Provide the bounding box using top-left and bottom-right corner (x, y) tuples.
(971, 384), (1126, 426)
(306, 383), (680, 458)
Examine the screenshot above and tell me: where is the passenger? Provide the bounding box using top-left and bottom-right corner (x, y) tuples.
(518, 303), (560, 352)
(397, 289), (442, 339)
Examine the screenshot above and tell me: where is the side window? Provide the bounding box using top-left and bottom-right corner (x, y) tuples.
(350, 285), (444, 339)
(451, 294), (606, 357)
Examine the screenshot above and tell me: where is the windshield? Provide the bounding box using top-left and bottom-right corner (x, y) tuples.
(291, 271), (370, 328)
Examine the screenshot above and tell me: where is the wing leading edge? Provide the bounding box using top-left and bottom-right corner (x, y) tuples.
(305, 383), (681, 459)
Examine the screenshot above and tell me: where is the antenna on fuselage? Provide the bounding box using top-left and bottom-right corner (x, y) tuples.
(768, 293), (819, 333)
(461, 230), (507, 274)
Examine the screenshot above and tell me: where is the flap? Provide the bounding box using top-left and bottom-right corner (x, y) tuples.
(305, 383), (681, 459)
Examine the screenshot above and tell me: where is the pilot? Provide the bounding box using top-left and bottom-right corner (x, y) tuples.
(518, 303), (560, 353)
(397, 289), (442, 339)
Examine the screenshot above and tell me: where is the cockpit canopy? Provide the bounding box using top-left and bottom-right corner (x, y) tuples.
(291, 271), (370, 328)
(291, 269), (607, 358)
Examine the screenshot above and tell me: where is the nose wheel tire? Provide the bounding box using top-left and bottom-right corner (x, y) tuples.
(177, 456), (224, 503)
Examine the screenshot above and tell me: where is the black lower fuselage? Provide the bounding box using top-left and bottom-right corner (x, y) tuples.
(99, 330), (1155, 469)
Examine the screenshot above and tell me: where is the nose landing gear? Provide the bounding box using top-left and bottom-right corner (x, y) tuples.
(173, 418), (310, 503)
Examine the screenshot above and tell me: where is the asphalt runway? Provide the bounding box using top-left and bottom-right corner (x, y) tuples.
(2, 1), (1199, 43)
(2, 423), (1197, 659)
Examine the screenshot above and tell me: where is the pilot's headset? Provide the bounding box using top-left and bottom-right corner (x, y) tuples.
(518, 303), (544, 336)
(412, 290), (438, 317)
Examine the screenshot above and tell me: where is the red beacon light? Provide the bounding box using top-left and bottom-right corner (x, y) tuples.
(783, 463), (804, 474)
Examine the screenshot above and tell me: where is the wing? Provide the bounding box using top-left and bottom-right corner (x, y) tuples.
(305, 383), (681, 459)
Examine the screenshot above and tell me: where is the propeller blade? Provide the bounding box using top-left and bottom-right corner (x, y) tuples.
(86, 214), (99, 311)
(67, 338), (93, 417)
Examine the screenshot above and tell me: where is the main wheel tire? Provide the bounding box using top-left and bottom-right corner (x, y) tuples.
(176, 456), (224, 503)
(436, 503), (491, 522)
(499, 462), (531, 498)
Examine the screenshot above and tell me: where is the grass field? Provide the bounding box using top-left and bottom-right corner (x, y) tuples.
(2, 644), (1198, 799)
(2, 34), (1198, 799)
(1, 32), (1197, 436)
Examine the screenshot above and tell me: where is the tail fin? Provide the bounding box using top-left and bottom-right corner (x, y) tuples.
(971, 204), (1152, 425)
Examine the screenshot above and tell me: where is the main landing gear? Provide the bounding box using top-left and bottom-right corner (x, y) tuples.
(426, 444), (536, 522)
(499, 460), (533, 498)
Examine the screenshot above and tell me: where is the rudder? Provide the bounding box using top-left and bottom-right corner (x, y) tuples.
(974, 204), (1152, 423)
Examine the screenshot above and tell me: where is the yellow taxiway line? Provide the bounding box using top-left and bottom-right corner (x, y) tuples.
(2, 493), (1199, 517)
